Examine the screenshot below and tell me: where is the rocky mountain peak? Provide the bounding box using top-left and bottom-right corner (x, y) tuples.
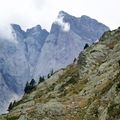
(58, 11), (72, 18)
(26, 25), (42, 34)
(11, 24), (26, 35)
(50, 11), (71, 34)
(34, 11), (109, 78)
(11, 24), (23, 32)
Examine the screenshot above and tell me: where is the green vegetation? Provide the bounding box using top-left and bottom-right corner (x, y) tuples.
(6, 115), (19, 120)
(8, 102), (13, 111)
(118, 60), (120, 66)
(47, 69), (54, 79)
(108, 102), (120, 119)
(38, 76), (45, 84)
(8, 101), (16, 111)
(24, 79), (36, 94)
(115, 72), (120, 92)
(84, 43), (89, 49)
(116, 82), (120, 91)
(115, 72), (120, 80)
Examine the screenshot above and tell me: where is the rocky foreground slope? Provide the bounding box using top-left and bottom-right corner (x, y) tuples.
(1, 28), (120, 120)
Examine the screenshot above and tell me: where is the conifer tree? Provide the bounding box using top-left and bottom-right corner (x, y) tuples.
(39, 76), (45, 84)
(47, 74), (50, 78)
(30, 79), (36, 87)
(84, 43), (89, 49)
(50, 69), (54, 76)
(24, 79), (36, 94)
(8, 102), (13, 111)
(24, 81), (30, 93)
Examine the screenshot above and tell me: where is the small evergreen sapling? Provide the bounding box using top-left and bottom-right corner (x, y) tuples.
(84, 43), (89, 49)
(38, 76), (45, 84)
(24, 79), (36, 94)
(8, 102), (13, 111)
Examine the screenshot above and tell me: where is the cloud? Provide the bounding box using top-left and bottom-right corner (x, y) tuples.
(54, 13), (70, 32)
(95, 39), (99, 43)
(0, 0), (120, 40)
(0, 0), (36, 42)
(0, 22), (18, 43)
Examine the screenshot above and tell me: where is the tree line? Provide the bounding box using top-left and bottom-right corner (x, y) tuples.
(8, 70), (54, 111)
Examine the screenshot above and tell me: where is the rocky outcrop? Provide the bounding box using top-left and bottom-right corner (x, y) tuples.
(1, 27), (120, 120)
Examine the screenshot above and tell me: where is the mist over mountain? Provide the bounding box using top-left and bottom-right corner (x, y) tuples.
(0, 11), (109, 114)
(34, 11), (109, 78)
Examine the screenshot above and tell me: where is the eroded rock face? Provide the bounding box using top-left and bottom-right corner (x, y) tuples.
(1, 27), (120, 120)
(0, 24), (49, 114)
(34, 11), (109, 78)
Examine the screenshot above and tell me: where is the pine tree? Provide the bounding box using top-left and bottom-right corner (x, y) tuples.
(73, 58), (77, 63)
(50, 69), (54, 76)
(24, 79), (36, 94)
(13, 100), (16, 107)
(39, 76), (45, 84)
(24, 81), (30, 93)
(8, 102), (13, 111)
(118, 60), (120, 66)
(84, 43), (89, 49)
(47, 74), (50, 78)
(30, 79), (36, 87)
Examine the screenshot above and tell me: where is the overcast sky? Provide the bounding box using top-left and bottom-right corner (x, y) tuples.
(0, 0), (120, 32)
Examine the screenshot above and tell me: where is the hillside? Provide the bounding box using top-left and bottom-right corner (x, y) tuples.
(1, 27), (120, 120)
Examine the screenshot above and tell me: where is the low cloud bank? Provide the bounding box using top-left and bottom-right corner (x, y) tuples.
(54, 12), (70, 32)
(0, 23), (18, 43)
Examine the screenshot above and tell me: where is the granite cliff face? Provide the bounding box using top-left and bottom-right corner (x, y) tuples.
(0, 11), (109, 114)
(0, 24), (48, 113)
(1, 27), (120, 120)
(34, 11), (109, 78)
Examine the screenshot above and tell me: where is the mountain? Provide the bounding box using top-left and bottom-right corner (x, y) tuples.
(24, 25), (49, 76)
(0, 24), (48, 113)
(0, 11), (109, 114)
(34, 11), (109, 78)
(1, 27), (120, 120)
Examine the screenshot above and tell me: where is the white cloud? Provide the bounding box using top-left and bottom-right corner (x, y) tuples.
(0, 22), (18, 43)
(54, 12), (70, 32)
(0, 0), (120, 38)
(63, 23), (70, 32)
(95, 39), (99, 43)
(0, 24), (12, 39)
